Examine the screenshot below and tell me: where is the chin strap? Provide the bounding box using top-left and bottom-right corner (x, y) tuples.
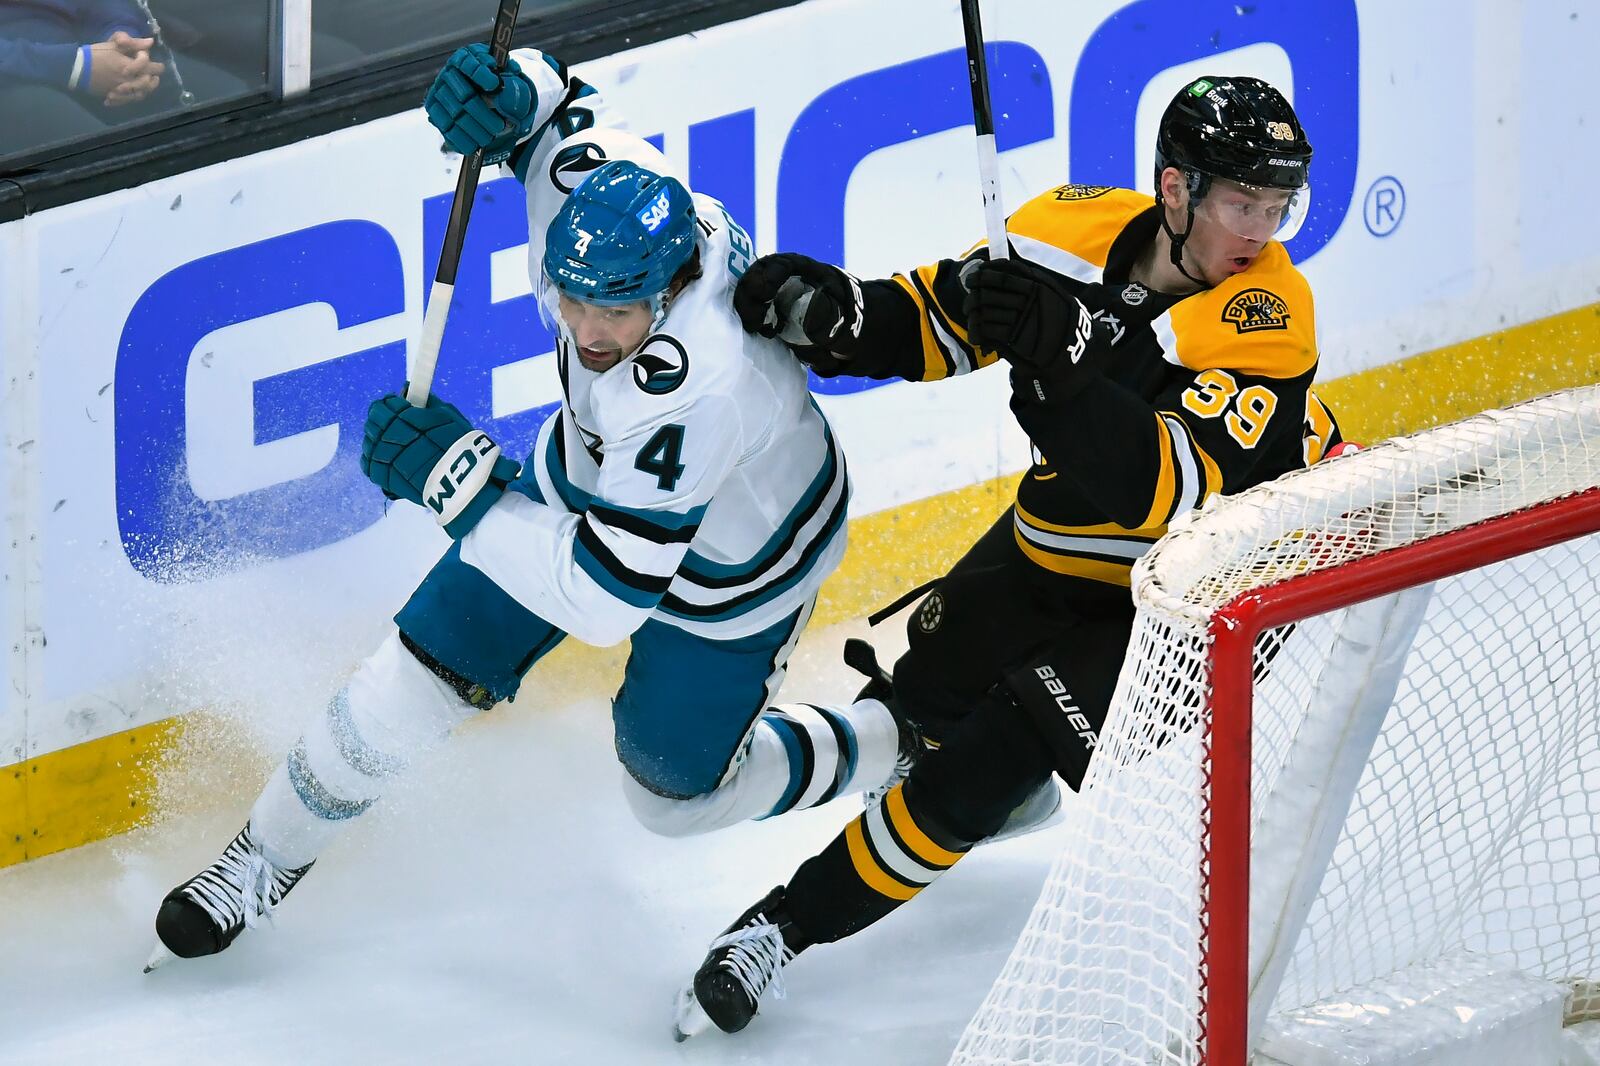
(1159, 201), (1210, 289)
(1159, 171), (1212, 289)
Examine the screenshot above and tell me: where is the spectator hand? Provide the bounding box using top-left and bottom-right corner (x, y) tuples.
(91, 32), (163, 107)
(424, 44), (536, 165)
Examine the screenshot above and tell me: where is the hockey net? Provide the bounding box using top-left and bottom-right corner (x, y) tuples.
(950, 384), (1600, 1066)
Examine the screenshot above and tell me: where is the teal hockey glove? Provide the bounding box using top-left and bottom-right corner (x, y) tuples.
(361, 393), (520, 539)
(423, 44), (535, 164)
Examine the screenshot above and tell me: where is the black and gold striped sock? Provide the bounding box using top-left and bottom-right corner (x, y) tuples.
(783, 780), (973, 944)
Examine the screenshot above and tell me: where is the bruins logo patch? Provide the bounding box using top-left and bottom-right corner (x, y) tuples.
(1221, 288), (1291, 334)
(1052, 183), (1113, 201)
(916, 591), (945, 633)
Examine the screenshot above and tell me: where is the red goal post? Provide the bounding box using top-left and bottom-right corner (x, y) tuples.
(951, 385), (1600, 1066)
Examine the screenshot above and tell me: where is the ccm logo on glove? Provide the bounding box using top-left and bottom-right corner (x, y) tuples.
(426, 432), (502, 525)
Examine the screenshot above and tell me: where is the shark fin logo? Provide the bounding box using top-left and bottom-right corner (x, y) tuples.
(550, 142), (609, 193)
(631, 336), (689, 395)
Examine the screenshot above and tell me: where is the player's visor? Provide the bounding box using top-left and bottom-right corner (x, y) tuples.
(1194, 178), (1311, 243)
(537, 269), (665, 359)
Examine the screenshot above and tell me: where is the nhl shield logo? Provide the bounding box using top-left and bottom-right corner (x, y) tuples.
(1122, 282), (1149, 306)
(1221, 288), (1291, 334)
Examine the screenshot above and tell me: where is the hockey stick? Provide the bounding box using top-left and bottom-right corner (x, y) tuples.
(959, 0), (1009, 260)
(406, 0), (524, 407)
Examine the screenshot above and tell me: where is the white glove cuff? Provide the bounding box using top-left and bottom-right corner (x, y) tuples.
(425, 431), (502, 527)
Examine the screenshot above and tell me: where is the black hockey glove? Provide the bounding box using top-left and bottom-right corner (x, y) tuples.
(965, 258), (1110, 402)
(733, 253), (864, 373)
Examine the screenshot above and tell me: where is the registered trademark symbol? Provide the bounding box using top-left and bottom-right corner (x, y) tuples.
(1364, 176), (1405, 237)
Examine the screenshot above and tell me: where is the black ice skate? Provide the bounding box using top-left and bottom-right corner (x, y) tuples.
(672, 886), (809, 1040)
(144, 822), (312, 972)
(844, 638), (927, 809)
(987, 778), (1065, 844)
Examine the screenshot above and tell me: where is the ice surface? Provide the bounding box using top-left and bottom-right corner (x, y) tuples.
(0, 619), (1063, 1065)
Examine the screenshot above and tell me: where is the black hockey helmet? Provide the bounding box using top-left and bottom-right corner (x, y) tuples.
(1154, 76), (1312, 197)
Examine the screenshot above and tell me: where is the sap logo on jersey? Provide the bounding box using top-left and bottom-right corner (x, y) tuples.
(637, 189), (674, 233)
(112, 12), (1358, 579)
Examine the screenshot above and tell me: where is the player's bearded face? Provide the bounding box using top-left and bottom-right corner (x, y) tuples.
(556, 293), (656, 372)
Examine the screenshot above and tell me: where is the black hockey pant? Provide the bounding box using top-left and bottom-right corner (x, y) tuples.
(784, 510), (1134, 945)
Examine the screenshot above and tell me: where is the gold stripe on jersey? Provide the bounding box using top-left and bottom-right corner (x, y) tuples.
(1141, 414), (1179, 529)
(1005, 186), (1153, 270)
(1303, 389), (1338, 465)
(892, 265), (997, 380)
(1163, 242), (1317, 380)
(1012, 531), (1138, 586)
(891, 273), (946, 381)
(1196, 434), (1224, 497)
(1013, 512), (1155, 568)
(1010, 502), (1156, 538)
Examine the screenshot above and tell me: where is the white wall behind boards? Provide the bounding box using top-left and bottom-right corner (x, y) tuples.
(0, 0), (1591, 759)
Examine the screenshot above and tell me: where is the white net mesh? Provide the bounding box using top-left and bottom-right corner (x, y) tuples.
(950, 386), (1600, 1066)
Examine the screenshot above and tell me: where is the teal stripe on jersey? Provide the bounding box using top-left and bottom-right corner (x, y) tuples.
(545, 427), (595, 513)
(544, 422), (709, 533)
(573, 536), (667, 609)
(658, 484), (847, 623)
(679, 418), (841, 584)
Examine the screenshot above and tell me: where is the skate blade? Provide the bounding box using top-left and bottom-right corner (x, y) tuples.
(143, 941), (177, 974)
(672, 985), (713, 1042)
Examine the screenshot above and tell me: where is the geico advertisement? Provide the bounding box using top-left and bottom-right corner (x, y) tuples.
(3, 0), (1594, 750)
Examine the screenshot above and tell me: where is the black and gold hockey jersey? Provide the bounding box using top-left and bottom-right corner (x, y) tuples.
(849, 184), (1341, 591)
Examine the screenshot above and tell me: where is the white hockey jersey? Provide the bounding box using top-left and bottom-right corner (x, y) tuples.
(457, 53), (849, 646)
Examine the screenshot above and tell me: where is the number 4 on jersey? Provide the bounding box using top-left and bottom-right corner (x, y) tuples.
(635, 424), (687, 490)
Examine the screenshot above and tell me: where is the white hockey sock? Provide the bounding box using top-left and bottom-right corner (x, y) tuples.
(757, 699), (901, 817)
(621, 697), (901, 838)
(249, 632), (477, 869)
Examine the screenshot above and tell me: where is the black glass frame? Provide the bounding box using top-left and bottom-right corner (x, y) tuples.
(0, 0), (798, 221)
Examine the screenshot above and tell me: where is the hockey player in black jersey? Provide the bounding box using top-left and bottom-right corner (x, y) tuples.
(674, 75), (1345, 1039)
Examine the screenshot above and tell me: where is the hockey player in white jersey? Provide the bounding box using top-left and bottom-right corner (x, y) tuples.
(147, 44), (913, 967)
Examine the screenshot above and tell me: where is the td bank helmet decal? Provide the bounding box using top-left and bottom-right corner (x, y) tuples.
(632, 336), (690, 395)
(550, 141), (610, 193)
